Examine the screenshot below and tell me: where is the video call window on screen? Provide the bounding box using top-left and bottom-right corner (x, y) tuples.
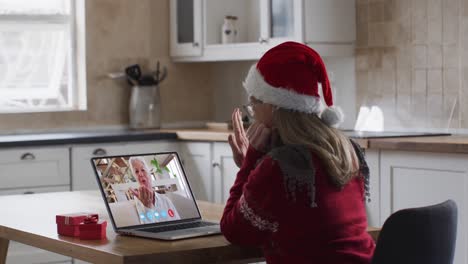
(93, 153), (200, 227)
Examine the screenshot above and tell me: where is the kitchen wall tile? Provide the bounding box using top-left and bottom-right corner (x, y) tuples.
(444, 95), (460, 129)
(461, 67), (468, 127)
(358, 0), (468, 131)
(396, 93), (412, 122)
(368, 49), (383, 68)
(413, 45), (427, 68)
(382, 49), (397, 69)
(383, 22), (397, 46)
(443, 68), (461, 95)
(357, 3), (369, 25)
(427, 45), (443, 68)
(427, 0), (443, 44)
(412, 95), (428, 127)
(396, 46), (412, 68)
(443, 44), (460, 68)
(384, 0), (396, 21)
(396, 17), (411, 44)
(369, 1), (385, 22)
(462, 18), (468, 65)
(443, 0), (460, 44)
(396, 67), (412, 94)
(412, 69), (427, 95)
(369, 23), (386, 47)
(427, 95), (444, 127)
(357, 52), (369, 71)
(427, 69), (443, 95)
(396, 0), (411, 19)
(357, 22), (369, 47)
(412, 15), (427, 44)
(356, 71), (369, 107)
(464, 0), (468, 16)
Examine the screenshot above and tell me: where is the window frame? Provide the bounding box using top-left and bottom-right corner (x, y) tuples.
(0, 0), (87, 113)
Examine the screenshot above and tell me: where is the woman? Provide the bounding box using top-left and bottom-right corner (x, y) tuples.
(128, 156), (181, 224)
(221, 42), (375, 263)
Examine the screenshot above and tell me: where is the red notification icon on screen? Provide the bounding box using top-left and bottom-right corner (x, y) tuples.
(168, 209), (174, 218)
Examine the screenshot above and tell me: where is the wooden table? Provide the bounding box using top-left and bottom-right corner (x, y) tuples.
(0, 191), (380, 264)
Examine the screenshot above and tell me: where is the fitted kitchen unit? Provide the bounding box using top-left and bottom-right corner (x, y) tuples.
(170, 0), (356, 61)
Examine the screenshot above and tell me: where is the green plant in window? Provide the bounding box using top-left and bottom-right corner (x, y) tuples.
(151, 157), (163, 174)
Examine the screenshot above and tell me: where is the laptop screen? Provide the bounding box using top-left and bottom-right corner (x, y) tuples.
(91, 152), (201, 229)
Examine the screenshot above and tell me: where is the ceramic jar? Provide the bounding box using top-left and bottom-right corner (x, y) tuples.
(222, 16), (238, 44)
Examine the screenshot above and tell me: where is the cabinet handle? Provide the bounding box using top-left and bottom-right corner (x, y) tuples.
(23, 191), (35, 195)
(212, 162), (220, 168)
(259, 38), (269, 44)
(92, 148), (107, 156)
(193, 42), (199, 47)
(20, 153), (36, 160)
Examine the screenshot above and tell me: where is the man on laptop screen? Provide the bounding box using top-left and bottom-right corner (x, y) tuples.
(92, 152), (219, 240)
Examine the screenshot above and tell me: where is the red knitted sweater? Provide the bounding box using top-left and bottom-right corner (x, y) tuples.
(221, 145), (375, 264)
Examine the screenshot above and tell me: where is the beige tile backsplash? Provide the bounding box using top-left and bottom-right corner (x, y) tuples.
(357, 0), (468, 130)
(0, 0), (213, 133)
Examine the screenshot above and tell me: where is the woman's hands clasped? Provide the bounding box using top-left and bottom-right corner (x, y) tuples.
(228, 108), (272, 168)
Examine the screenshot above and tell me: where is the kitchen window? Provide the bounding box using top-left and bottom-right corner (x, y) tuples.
(0, 0), (86, 113)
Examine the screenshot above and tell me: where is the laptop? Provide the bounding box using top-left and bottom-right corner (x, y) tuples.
(91, 152), (221, 240)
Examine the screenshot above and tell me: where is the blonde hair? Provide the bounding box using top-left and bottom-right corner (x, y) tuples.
(272, 108), (359, 187)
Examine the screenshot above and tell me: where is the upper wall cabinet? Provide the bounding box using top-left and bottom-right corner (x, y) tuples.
(170, 0), (203, 57)
(170, 0), (305, 61)
(304, 0), (356, 57)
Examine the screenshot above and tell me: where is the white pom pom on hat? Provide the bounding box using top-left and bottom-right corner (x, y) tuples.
(243, 41), (344, 127)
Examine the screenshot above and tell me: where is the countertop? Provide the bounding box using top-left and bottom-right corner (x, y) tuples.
(368, 135), (468, 154)
(2, 128), (468, 154)
(0, 130), (177, 148)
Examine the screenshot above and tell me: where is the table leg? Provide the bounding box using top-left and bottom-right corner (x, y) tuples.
(0, 237), (9, 264)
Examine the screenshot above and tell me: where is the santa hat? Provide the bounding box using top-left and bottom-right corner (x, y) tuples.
(243, 41), (344, 127)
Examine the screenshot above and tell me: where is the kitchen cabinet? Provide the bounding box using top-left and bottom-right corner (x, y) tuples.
(71, 141), (178, 191)
(380, 150), (468, 264)
(364, 149), (380, 228)
(0, 146), (70, 190)
(304, 0), (356, 56)
(212, 142), (238, 204)
(3, 186), (71, 264)
(179, 142), (213, 202)
(179, 142), (238, 204)
(171, 0), (304, 61)
(169, 0), (203, 57)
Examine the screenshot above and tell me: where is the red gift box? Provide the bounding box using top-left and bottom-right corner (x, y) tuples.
(56, 213), (99, 237)
(79, 218), (107, 240)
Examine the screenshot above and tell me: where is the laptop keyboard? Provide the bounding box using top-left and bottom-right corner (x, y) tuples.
(142, 221), (218, 233)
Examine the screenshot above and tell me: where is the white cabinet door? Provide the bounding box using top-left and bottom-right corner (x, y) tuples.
(0, 146), (70, 190)
(2, 186), (71, 264)
(170, 0), (202, 57)
(304, 0), (356, 56)
(380, 150), (468, 264)
(179, 142), (213, 202)
(262, 0), (304, 47)
(71, 141), (178, 191)
(365, 149), (380, 227)
(212, 142), (238, 204)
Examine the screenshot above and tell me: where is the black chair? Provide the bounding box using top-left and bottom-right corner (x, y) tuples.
(372, 200), (458, 264)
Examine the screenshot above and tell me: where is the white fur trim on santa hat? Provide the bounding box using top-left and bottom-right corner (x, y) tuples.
(320, 106), (344, 128)
(243, 65), (322, 114)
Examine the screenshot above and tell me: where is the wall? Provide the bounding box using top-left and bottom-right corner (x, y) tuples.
(211, 58), (357, 130)
(0, 0), (213, 133)
(356, 0), (468, 131)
